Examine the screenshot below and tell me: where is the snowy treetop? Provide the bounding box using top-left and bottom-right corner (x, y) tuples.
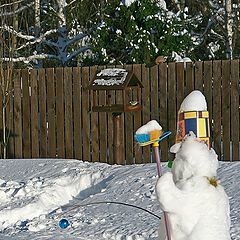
(93, 68), (128, 86)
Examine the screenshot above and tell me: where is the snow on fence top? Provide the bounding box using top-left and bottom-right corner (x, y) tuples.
(93, 68), (128, 86)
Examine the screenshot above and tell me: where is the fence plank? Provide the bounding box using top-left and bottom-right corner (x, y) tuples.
(231, 60), (239, 161)
(151, 65), (159, 120)
(30, 69), (39, 158)
(176, 62), (184, 111)
(97, 66), (107, 163)
(6, 74), (14, 158)
(195, 61), (203, 91)
(168, 63), (176, 155)
(159, 63), (168, 162)
(46, 68), (56, 158)
(64, 68), (73, 158)
(203, 61), (213, 139)
(73, 67), (82, 160)
(222, 60), (231, 160)
(142, 65), (151, 163)
(124, 64), (134, 164)
(186, 62), (194, 95)
(90, 66), (99, 162)
(212, 60), (222, 157)
(133, 64), (142, 164)
(13, 70), (22, 158)
(22, 69), (31, 158)
(39, 68), (47, 158)
(82, 67), (91, 161)
(56, 68), (65, 158)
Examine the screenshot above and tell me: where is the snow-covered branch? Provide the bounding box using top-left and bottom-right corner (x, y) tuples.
(0, 2), (34, 17)
(16, 29), (58, 50)
(2, 54), (59, 63)
(0, 25), (35, 41)
(67, 45), (91, 61)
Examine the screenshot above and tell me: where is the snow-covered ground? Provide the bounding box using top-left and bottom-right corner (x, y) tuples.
(0, 159), (239, 240)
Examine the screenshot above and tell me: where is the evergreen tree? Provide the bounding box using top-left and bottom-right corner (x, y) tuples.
(87, 0), (194, 65)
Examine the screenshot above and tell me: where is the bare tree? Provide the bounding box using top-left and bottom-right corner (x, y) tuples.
(0, 8), (14, 159)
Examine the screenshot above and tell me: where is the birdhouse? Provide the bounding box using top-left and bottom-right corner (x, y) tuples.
(88, 68), (143, 113)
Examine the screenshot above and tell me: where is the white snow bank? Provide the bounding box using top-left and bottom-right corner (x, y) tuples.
(136, 120), (162, 134)
(180, 90), (207, 112)
(0, 162), (102, 230)
(0, 159), (239, 240)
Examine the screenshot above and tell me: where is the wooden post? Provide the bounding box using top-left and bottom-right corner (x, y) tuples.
(113, 112), (124, 164)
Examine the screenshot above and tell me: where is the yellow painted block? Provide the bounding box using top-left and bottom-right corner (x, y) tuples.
(184, 112), (197, 119)
(197, 118), (207, 137)
(202, 111), (209, 118)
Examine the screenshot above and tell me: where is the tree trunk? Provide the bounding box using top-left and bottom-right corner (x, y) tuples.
(225, 0), (233, 59)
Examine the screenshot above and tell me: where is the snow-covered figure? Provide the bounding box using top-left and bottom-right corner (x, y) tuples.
(156, 132), (231, 240)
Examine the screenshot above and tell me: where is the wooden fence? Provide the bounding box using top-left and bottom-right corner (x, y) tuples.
(0, 60), (239, 163)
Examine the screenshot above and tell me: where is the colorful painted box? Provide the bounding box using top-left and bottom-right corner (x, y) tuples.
(176, 111), (210, 148)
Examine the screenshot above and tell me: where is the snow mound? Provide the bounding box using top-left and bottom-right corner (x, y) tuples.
(180, 90), (207, 112)
(136, 120), (162, 134)
(0, 164), (102, 230)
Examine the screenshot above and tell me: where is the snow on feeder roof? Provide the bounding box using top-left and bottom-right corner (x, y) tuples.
(88, 68), (143, 90)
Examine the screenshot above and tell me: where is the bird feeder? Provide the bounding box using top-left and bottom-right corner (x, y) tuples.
(88, 68), (143, 164)
(87, 68), (143, 113)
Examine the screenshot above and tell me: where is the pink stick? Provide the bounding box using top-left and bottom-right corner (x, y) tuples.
(154, 146), (171, 240)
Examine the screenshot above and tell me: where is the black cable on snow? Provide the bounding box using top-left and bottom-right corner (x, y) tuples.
(58, 201), (161, 220)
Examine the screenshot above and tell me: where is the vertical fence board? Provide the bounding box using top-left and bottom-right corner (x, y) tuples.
(22, 69), (31, 158)
(159, 63), (168, 161)
(142, 65), (151, 163)
(133, 64), (142, 164)
(82, 67), (90, 161)
(203, 61), (213, 139)
(39, 68), (47, 158)
(124, 64), (134, 164)
(73, 67), (82, 160)
(151, 65), (159, 120)
(195, 61), (203, 91)
(46, 68), (56, 158)
(186, 62), (194, 95)
(56, 68), (65, 158)
(168, 63), (176, 155)
(6, 74), (14, 158)
(97, 66), (107, 163)
(222, 60), (231, 160)
(176, 63), (184, 110)
(30, 69), (39, 158)
(212, 61), (222, 157)
(231, 60), (239, 161)
(64, 68), (73, 158)
(13, 70), (22, 158)
(90, 66), (99, 162)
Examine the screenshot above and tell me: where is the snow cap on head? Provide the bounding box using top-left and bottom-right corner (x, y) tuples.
(171, 132), (218, 182)
(180, 90), (207, 112)
(136, 120), (162, 134)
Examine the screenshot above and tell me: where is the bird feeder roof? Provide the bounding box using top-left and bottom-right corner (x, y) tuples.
(88, 68), (143, 90)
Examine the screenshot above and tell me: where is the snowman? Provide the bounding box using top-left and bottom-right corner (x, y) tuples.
(156, 91), (231, 240)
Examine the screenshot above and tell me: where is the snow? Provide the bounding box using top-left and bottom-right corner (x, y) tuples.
(136, 120), (162, 134)
(93, 68), (128, 86)
(156, 132), (231, 240)
(180, 90), (207, 112)
(0, 158), (239, 239)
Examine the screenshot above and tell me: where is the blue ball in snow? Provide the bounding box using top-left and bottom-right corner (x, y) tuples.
(59, 218), (70, 229)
